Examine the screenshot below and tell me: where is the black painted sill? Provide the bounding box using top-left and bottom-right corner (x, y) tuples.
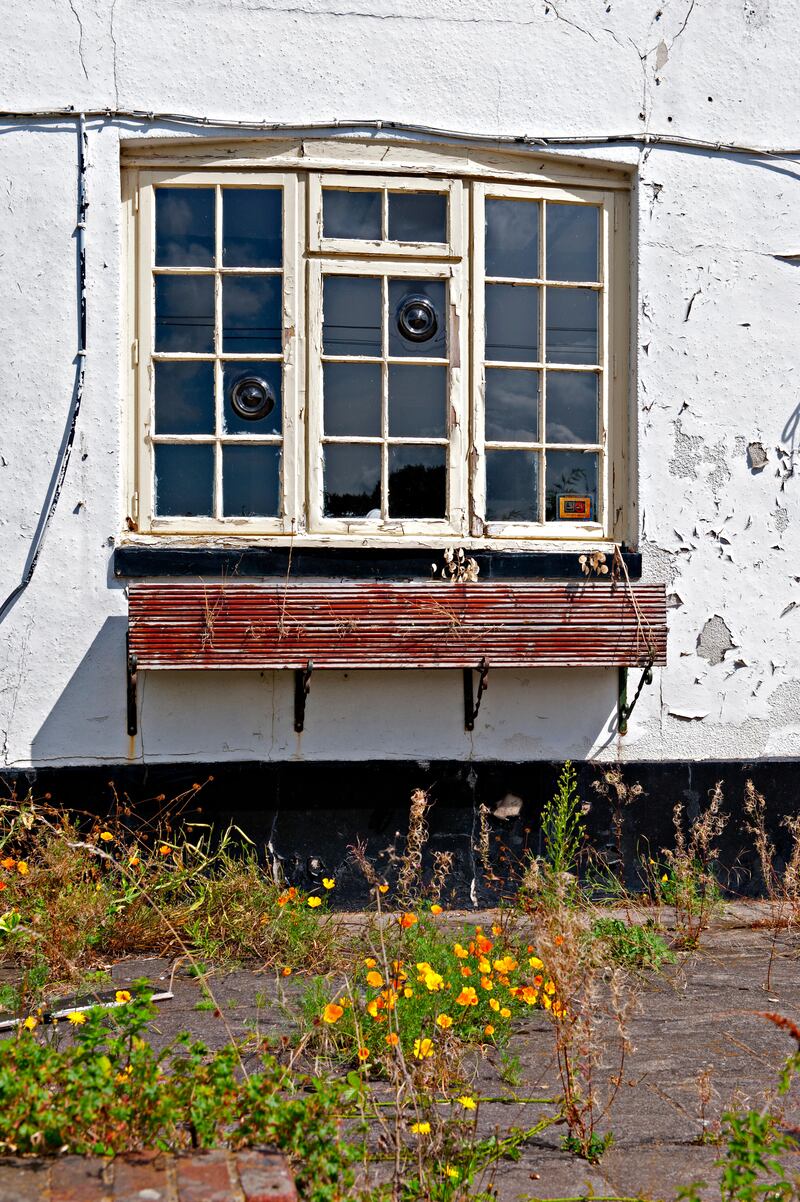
(114, 545), (642, 581)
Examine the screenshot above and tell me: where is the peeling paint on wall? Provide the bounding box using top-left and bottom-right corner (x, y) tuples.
(696, 615), (736, 666)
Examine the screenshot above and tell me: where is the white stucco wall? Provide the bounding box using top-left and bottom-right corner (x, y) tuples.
(0, 0), (798, 768)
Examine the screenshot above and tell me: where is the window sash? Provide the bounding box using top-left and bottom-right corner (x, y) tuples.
(136, 170), (300, 534)
(130, 162), (627, 544)
(471, 182), (613, 539)
(307, 257), (468, 535)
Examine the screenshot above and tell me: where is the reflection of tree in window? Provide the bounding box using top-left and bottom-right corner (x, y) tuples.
(389, 463), (446, 520)
(324, 481), (381, 519)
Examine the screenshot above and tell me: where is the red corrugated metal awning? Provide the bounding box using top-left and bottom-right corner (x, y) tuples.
(128, 580), (666, 670)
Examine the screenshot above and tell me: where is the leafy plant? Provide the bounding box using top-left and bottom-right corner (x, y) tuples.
(590, 917), (675, 972)
(541, 761), (586, 880)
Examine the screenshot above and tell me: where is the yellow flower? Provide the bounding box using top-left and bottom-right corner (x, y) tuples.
(477, 958), (491, 975)
(398, 912), (417, 929)
(0, 858), (15, 870)
(357, 1047), (369, 1061)
(281, 966), (292, 977)
(544, 979), (556, 995)
(436, 1013), (453, 1029)
(129, 856), (140, 868)
(22, 1016), (38, 1031)
(430, 904), (443, 915)
(445, 1165), (459, 1180)
(480, 976), (493, 991)
(453, 943), (469, 959)
(366, 970), (383, 988)
(500, 1007), (511, 1018)
(378, 884), (389, 894)
(492, 956), (517, 974)
(99, 831), (114, 843)
(423, 970), (444, 992)
(366, 998), (380, 1018)
(457, 1095), (477, 1110)
(542, 993), (552, 1010)
(323, 1002), (344, 1024)
(308, 896), (322, 908)
(661, 873), (669, 883)
(364, 957), (377, 968)
(484, 1024), (495, 1036)
(412, 1037), (434, 1059)
(66, 1010), (87, 1025)
(115, 990), (132, 1004)
(16, 861), (29, 876)
(322, 877), (335, 889)
(491, 923), (502, 936)
(529, 955), (544, 970)
(456, 987), (478, 1007)
(158, 845), (171, 857)
(115, 1065), (133, 1085)
(403, 987), (414, 998)
(410, 1121), (431, 1135)
(489, 997), (500, 1012)
(386, 1032), (399, 1047)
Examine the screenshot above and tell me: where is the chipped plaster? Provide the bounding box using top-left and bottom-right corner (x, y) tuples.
(0, 0), (799, 767)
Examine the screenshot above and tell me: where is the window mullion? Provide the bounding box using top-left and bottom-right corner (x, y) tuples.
(213, 184), (223, 521)
(539, 199), (547, 526)
(381, 274), (389, 520)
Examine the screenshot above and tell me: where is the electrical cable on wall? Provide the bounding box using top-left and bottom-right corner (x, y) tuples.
(0, 115), (88, 626)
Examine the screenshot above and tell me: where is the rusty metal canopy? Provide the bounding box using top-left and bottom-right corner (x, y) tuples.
(128, 580), (667, 670)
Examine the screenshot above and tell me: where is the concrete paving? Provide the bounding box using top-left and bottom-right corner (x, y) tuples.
(1, 904), (800, 1200)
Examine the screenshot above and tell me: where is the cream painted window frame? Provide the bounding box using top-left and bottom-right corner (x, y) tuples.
(471, 182), (619, 541)
(125, 142), (630, 546)
(135, 170), (301, 534)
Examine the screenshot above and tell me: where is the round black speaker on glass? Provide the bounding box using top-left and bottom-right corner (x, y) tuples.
(230, 376), (276, 421)
(396, 294), (438, 343)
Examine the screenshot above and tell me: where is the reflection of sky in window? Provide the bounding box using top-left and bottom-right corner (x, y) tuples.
(156, 188), (215, 266)
(546, 204), (599, 282)
(222, 277), (282, 354)
(546, 372), (598, 444)
(485, 368), (539, 442)
(485, 199), (539, 279)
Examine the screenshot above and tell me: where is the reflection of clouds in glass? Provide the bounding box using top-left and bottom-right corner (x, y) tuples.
(155, 189), (214, 266)
(324, 444), (381, 517)
(546, 289), (598, 365)
(223, 278), (282, 353)
(546, 371), (598, 444)
(155, 362), (214, 435)
(546, 204), (599, 282)
(485, 369), (538, 442)
(485, 199), (539, 279)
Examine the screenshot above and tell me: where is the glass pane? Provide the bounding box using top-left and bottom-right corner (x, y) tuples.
(154, 362), (215, 435)
(324, 444), (381, 518)
(223, 361), (282, 435)
(222, 276), (282, 354)
(486, 450), (539, 522)
(389, 446), (446, 519)
(485, 368), (539, 442)
(485, 284), (538, 362)
(323, 276), (381, 357)
(388, 192), (447, 242)
(546, 203), (599, 282)
(388, 365), (446, 438)
(388, 279), (447, 358)
(154, 444), (213, 517)
(545, 450), (598, 521)
(222, 445), (281, 516)
(485, 199), (539, 279)
(324, 362), (381, 437)
(155, 275), (214, 353)
(155, 188), (214, 267)
(223, 188), (282, 268)
(323, 189), (381, 240)
(546, 372), (598, 444)
(546, 288), (598, 364)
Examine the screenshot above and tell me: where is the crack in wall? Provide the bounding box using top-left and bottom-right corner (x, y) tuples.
(67, 0), (89, 81)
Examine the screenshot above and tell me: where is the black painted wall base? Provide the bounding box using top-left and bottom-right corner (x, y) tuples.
(3, 759), (797, 905)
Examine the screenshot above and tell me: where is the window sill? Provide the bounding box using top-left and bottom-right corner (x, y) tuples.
(114, 543), (641, 581)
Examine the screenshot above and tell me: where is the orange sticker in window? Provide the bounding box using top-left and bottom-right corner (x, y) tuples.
(558, 494), (592, 521)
